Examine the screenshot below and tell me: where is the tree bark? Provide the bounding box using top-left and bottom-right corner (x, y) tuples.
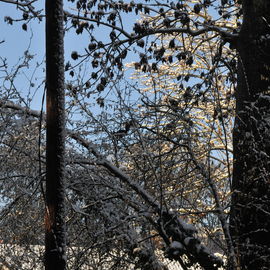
(45, 0), (66, 269)
(230, 1), (270, 269)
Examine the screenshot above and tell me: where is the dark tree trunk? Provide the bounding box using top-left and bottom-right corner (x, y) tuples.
(230, 1), (270, 269)
(44, 0), (66, 269)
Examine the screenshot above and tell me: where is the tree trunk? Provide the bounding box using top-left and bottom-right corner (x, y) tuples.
(44, 0), (66, 269)
(230, 1), (270, 269)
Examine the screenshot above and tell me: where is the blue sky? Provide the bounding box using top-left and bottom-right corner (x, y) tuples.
(0, 2), (45, 110)
(0, 1), (93, 110)
(0, 3), (44, 65)
(0, 1), (138, 111)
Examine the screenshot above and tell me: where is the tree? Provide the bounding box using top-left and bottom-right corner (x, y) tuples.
(1, 0), (270, 269)
(45, 0), (66, 269)
(69, 1), (268, 268)
(229, 1), (270, 269)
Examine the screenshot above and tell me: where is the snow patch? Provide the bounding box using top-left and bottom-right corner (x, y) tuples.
(170, 241), (183, 250)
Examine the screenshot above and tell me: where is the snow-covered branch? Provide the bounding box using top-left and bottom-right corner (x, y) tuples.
(0, 99), (223, 269)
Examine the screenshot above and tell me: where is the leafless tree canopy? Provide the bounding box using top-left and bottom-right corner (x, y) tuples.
(0, 1), (270, 269)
